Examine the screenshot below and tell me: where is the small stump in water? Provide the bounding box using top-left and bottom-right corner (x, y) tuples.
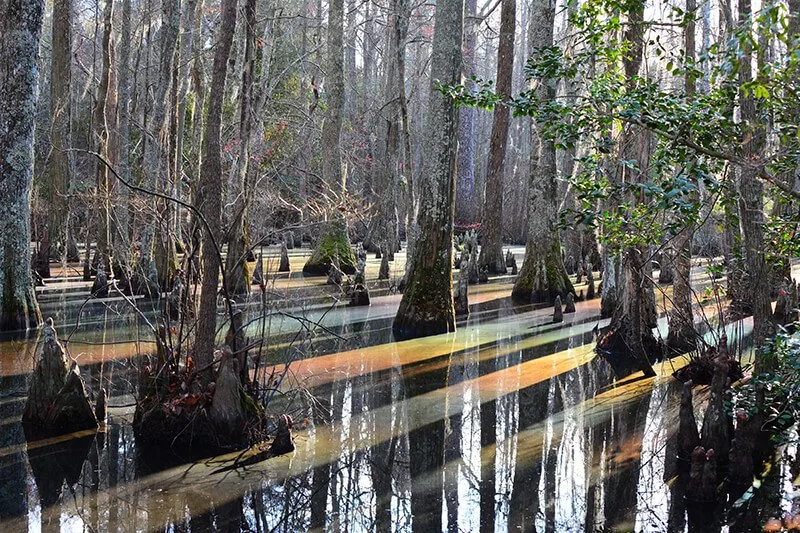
(23, 319), (98, 436)
(251, 251), (264, 284)
(91, 262), (108, 298)
(552, 295), (564, 323)
(349, 256), (370, 306)
(454, 258), (470, 317)
(269, 414), (295, 455)
(564, 293), (576, 313)
(378, 248), (390, 280)
(279, 241), (290, 272)
(728, 409), (758, 486)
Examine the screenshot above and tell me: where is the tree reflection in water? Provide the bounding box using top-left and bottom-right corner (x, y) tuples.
(0, 295), (779, 532)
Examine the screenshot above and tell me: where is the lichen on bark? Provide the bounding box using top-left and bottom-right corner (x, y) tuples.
(512, 234), (574, 304)
(0, 0), (44, 331)
(510, 0), (573, 306)
(392, 0), (462, 340)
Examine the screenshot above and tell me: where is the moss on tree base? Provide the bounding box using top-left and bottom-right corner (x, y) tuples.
(393, 253), (455, 340)
(511, 237), (574, 304)
(302, 219), (357, 276)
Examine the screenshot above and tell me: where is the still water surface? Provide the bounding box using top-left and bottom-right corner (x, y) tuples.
(0, 280), (764, 532)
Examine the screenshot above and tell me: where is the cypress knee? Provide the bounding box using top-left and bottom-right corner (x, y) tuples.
(553, 295), (563, 323)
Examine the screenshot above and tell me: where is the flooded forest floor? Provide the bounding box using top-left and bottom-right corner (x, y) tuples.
(1, 244), (798, 532)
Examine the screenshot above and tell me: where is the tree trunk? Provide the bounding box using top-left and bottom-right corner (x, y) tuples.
(0, 0), (44, 331)
(194, 0), (238, 372)
(479, 0), (515, 274)
(224, 0), (256, 297)
(303, 0), (357, 276)
(93, 0), (115, 267)
(455, 0), (477, 225)
(737, 0), (773, 366)
(392, 0), (463, 339)
(140, 0), (180, 287)
(38, 0), (73, 276)
(170, 0), (199, 249)
(116, 0), (132, 264)
(375, 0), (410, 259)
(667, 0), (698, 354)
(605, 0), (656, 377)
(511, 0), (573, 304)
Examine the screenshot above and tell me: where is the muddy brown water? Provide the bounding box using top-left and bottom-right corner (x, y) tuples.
(0, 279), (772, 532)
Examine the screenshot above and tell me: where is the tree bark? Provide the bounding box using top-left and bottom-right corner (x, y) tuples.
(392, 0), (463, 339)
(0, 0), (43, 331)
(605, 0), (656, 377)
(667, 0), (698, 354)
(116, 0), (132, 262)
(194, 0), (238, 372)
(140, 0), (180, 287)
(737, 0), (773, 367)
(224, 0), (256, 297)
(479, 0), (515, 274)
(511, 0), (574, 304)
(455, 0), (477, 225)
(303, 0), (357, 276)
(375, 0), (410, 258)
(38, 0), (73, 275)
(93, 0), (115, 266)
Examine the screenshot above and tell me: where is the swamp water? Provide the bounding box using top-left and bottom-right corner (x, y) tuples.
(0, 279), (782, 533)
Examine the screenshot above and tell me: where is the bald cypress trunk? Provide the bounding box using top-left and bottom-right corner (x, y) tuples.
(140, 0), (180, 288)
(375, 0), (410, 258)
(479, 0), (515, 274)
(667, 0), (697, 354)
(93, 0), (115, 267)
(392, 0), (463, 340)
(0, 0), (43, 331)
(737, 0), (773, 367)
(37, 0), (73, 277)
(194, 0), (238, 372)
(608, 0), (656, 377)
(116, 0), (132, 262)
(511, 0), (573, 304)
(172, 0), (198, 246)
(455, 0), (477, 225)
(303, 0), (357, 276)
(224, 0), (256, 297)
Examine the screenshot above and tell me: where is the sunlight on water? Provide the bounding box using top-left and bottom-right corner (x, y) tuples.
(0, 278), (767, 532)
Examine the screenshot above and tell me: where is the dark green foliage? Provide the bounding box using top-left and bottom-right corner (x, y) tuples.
(730, 327), (800, 440)
(444, 0), (800, 256)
